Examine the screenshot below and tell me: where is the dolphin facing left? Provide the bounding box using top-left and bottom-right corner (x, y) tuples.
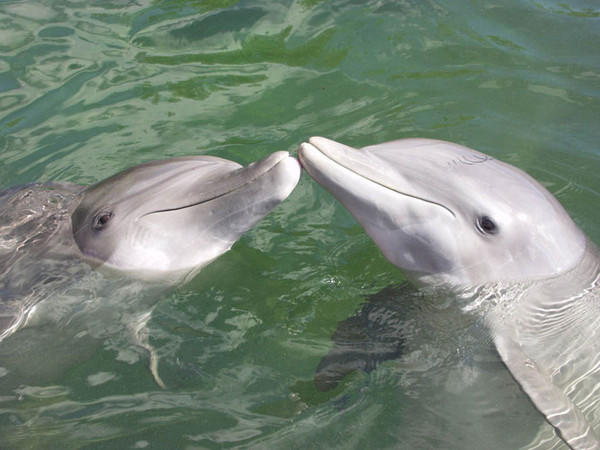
(0, 151), (300, 386)
(299, 137), (600, 449)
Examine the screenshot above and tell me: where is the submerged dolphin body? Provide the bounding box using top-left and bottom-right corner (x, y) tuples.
(299, 137), (600, 449)
(0, 151), (300, 386)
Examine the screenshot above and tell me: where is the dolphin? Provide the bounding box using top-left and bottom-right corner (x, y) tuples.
(0, 151), (300, 387)
(299, 137), (600, 449)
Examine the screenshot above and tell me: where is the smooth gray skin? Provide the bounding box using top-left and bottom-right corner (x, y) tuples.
(299, 137), (587, 286)
(0, 151), (300, 386)
(299, 137), (600, 449)
(72, 151), (301, 282)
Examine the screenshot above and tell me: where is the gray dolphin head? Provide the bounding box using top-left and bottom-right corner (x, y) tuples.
(71, 151), (300, 282)
(299, 137), (587, 286)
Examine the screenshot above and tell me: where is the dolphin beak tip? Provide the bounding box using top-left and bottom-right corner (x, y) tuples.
(275, 151), (302, 186)
(297, 141), (318, 167)
(307, 136), (330, 148)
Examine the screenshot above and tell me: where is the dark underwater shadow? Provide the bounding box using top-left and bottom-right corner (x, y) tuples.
(314, 283), (420, 391)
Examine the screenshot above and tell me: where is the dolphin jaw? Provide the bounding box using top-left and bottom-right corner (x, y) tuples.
(299, 139), (455, 218)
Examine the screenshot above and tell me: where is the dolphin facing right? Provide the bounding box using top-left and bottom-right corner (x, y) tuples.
(299, 137), (600, 449)
(0, 150), (300, 389)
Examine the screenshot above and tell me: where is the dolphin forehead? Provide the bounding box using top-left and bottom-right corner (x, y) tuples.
(309, 137), (499, 187)
(77, 156), (243, 211)
(362, 138), (492, 165)
(309, 137), (491, 170)
(364, 139), (572, 220)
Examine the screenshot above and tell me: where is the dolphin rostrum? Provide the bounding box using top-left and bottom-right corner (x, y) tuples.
(299, 137), (600, 449)
(0, 151), (300, 387)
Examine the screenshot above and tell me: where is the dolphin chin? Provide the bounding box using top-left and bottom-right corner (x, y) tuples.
(299, 136), (600, 449)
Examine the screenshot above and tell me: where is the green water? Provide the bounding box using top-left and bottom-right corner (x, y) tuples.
(0, 0), (599, 448)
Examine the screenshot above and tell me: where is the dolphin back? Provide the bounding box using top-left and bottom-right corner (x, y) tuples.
(0, 182), (85, 339)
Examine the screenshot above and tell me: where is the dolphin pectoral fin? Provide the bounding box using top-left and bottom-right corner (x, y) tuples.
(494, 333), (599, 449)
(148, 345), (167, 389)
(131, 311), (167, 389)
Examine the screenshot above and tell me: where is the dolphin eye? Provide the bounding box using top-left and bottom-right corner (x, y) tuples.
(477, 216), (498, 235)
(94, 212), (113, 231)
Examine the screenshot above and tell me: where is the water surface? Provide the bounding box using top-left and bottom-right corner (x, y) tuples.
(0, 0), (599, 448)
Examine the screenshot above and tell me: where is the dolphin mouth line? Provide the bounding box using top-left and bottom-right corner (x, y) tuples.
(144, 189), (231, 216)
(302, 141), (456, 218)
(142, 151), (292, 217)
